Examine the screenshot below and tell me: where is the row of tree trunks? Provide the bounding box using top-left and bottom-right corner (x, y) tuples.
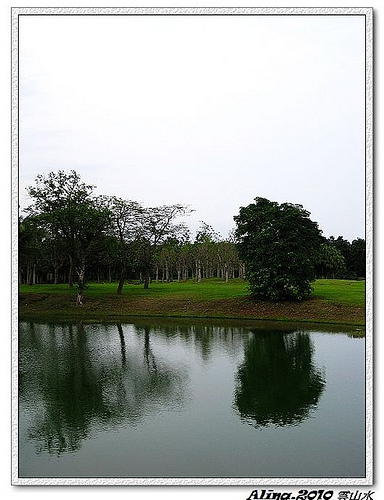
(20, 261), (246, 287)
(27, 262), (37, 285)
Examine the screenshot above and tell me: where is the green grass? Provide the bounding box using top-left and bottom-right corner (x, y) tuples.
(311, 279), (365, 307)
(18, 278), (365, 325)
(19, 278), (250, 300)
(19, 278), (365, 305)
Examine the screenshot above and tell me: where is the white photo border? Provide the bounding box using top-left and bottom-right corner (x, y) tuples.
(11, 6), (374, 487)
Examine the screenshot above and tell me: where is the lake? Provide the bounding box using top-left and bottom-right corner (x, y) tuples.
(18, 319), (366, 480)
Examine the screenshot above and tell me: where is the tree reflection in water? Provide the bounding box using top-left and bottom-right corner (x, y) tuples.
(19, 321), (327, 458)
(233, 329), (325, 428)
(19, 322), (188, 456)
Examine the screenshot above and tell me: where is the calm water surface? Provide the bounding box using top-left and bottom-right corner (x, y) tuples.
(18, 319), (366, 478)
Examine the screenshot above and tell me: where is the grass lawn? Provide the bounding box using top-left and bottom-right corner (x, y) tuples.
(311, 279), (365, 307)
(19, 279), (249, 300)
(18, 278), (365, 326)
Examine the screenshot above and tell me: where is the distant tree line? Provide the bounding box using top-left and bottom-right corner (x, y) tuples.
(315, 236), (366, 280)
(19, 171), (365, 303)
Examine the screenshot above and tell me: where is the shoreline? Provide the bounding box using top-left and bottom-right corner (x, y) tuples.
(18, 291), (365, 327)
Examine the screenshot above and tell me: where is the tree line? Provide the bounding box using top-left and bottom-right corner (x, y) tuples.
(19, 171), (365, 303)
(19, 171), (244, 303)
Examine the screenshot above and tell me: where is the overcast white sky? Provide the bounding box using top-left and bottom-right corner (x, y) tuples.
(19, 12), (366, 241)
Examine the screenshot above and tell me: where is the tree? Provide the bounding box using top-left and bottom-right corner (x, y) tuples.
(315, 243), (346, 279)
(193, 222), (220, 282)
(133, 204), (192, 289)
(18, 216), (48, 285)
(234, 197), (323, 301)
(155, 238), (178, 282)
(350, 238), (366, 278)
(327, 236), (366, 279)
(217, 239), (240, 281)
(100, 196), (143, 294)
(25, 170), (110, 304)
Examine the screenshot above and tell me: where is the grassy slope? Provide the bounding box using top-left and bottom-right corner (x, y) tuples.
(18, 278), (365, 326)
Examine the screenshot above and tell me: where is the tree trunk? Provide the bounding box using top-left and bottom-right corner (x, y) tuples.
(54, 266), (59, 285)
(117, 263), (126, 295)
(239, 263), (245, 279)
(196, 260), (201, 283)
(68, 255), (74, 288)
(76, 259), (86, 305)
(53, 261), (59, 285)
(52, 245), (59, 284)
(27, 263), (36, 286)
(77, 283), (84, 305)
(165, 261), (169, 282)
(143, 268), (150, 289)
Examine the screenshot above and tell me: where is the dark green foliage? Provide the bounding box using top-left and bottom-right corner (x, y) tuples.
(25, 170), (110, 266)
(350, 238), (366, 278)
(234, 197), (323, 301)
(327, 236), (366, 279)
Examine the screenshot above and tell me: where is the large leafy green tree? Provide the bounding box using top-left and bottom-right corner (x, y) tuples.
(25, 170), (110, 303)
(234, 197), (323, 301)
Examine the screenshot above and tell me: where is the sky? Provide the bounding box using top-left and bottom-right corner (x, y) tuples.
(18, 12), (367, 242)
